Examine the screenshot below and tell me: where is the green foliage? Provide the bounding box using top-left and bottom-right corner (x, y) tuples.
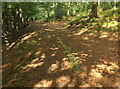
(95, 24), (102, 32)
(30, 40), (38, 46)
(18, 42), (26, 50)
(2, 2), (119, 46)
(67, 16), (91, 29)
(99, 2), (113, 10)
(57, 37), (79, 72)
(54, 3), (67, 19)
(2, 2), (39, 45)
(72, 63), (79, 72)
(69, 16), (80, 25)
(99, 8), (118, 18)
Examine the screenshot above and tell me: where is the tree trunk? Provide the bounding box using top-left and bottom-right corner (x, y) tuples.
(47, 10), (50, 18)
(67, 2), (71, 16)
(90, 2), (98, 18)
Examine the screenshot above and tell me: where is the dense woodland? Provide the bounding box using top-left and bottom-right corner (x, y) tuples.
(2, 2), (120, 88)
(2, 2), (119, 46)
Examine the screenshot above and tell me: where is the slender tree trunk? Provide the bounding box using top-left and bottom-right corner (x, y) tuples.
(47, 10), (50, 18)
(12, 9), (18, 41)
(90, 2), (98, 18)
(67, 2), (71, 16)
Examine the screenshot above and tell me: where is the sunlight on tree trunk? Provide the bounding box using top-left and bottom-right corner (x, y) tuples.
(67, 2), (71, 16)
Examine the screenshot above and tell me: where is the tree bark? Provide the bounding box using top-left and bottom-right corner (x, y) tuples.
(67, 2), (71, 16)
(90, 2), (98, 18)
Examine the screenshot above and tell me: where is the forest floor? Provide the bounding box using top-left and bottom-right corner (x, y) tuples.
(2, 21), (120, 88)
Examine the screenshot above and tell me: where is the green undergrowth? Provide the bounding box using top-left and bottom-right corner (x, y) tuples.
(66, 8), (118, 32)
(57, 37), (79, 72)
(66, 16), (90, 28)
(17, 40), (39, 50)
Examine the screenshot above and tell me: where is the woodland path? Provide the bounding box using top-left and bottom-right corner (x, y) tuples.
(2, 21), (119, 88)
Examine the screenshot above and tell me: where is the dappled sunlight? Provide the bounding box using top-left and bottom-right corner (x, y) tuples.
(103, 20), (118, 28)
(25, 50), (42, 59)
(67, 78), (76, 87)
(22, 58), (44, 70)
(80, 53), (91, 59)
(67, 34), (72, 37)
(32, 31), (41, 37)
(44, 28), (54, 32)
(99, 31), (109, 38)
(41, 54), (46, 59)
(51, 53), (56, 57)
(20, 53), (46, 72)
(48, 61), (59, 73)
(6, 32), (38, 50)
(35, 51), (41, 55)
(87, 60), (119, 87)
(99, 31), (118, 40)
(73, 28), (88, 36)
(6, 32), (36, 50)
(3, 63), (10, 68)
(79, 72), (87, 79)
(79, 83), (91, 87)
(88, 32), (98, 37)
(6, 42), (17, 50)
(42, 23), (48, 26)
(83, 43), (91, 47)
(90, 69), (103, 80)
(108, 37), (114, 41)
(75, 57), (86, 65)
(80, 66), (88, 71)
(34, 79), (53, 87)
(89, 33), (95, 36)
(25, 52), (32, 57)
(21, 32), (35, 41)
(50, 47), (59, 51)
(30, 58), (40, 63)
(29, 40), (38, 45)
(71, 52), (78, 56)
(99, 34), (108, 38)
(24, 62), (44, 69)
(108, 32), (118, 41)
(3, 8), (119, 87)
(82, 37), (89, 40)
(56, 76), (71, 87)
(38, 29), (45, 33)
(2, 63), (11, 73)
(62, 57), (68, 61)
(50, 47), (59, 57)
(91, 61), (119, 75)
(20, 32), (36, 43)
(69, 53), (88, 64)
(38, 38), (42, 41)
(112, 32), (118, 37)
(60, 61), (72, 71)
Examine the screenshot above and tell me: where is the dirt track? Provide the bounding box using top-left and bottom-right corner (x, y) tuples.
(2, 21), (119, 87)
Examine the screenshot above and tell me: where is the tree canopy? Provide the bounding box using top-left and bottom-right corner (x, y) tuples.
(2, 2), (119, 46)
